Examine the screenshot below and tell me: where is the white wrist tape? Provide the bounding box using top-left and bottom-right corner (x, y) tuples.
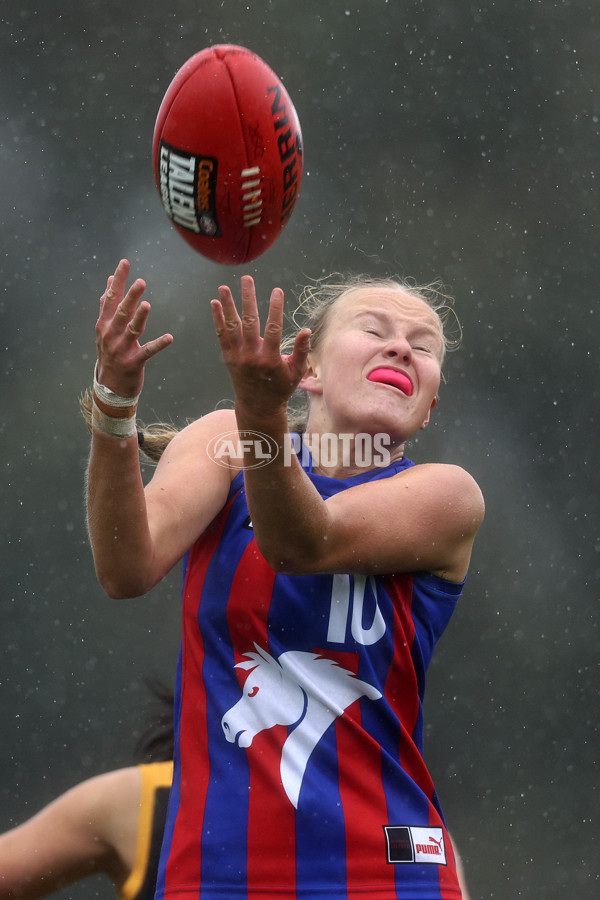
(91, 402), (138, 439)
(91, 363), (139, 439)
(93, 364), (141, 408)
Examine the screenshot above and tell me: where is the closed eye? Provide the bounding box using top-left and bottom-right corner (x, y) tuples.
(409, 326), (444, 357)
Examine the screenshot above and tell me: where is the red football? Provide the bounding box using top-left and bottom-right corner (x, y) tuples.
(153, 44), (303, 266)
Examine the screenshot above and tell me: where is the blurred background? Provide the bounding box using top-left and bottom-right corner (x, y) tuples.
(0, 1), (598, 897)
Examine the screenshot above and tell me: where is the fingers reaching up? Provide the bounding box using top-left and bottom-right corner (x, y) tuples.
(96, 260), (174, 397)
(211, 276), (311, 411)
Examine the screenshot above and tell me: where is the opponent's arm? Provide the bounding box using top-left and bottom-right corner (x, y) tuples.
(0, 768), (140, 899)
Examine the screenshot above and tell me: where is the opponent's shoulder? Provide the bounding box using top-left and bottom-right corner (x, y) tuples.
(137, 760), (173, 790)
(72, 768), (141, 859)
(63, 767), (141, 818)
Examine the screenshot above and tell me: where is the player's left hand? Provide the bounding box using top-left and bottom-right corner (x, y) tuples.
(211, 275), (311, 414)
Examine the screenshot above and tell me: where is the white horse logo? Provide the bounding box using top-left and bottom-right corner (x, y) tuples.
(221, 643), (382, 808)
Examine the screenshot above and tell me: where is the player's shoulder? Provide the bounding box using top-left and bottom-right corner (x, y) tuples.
(401, 459), (480, 485)
(396, 461), (484, 519)
(153, 409), (250, 488)
(158, 408), (237, 458)
(179, 407), (237, 439)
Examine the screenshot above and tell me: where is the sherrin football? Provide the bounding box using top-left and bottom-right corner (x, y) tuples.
(153, 44), (303, 265)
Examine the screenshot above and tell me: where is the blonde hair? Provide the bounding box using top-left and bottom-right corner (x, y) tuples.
(283, 274), (461, 432)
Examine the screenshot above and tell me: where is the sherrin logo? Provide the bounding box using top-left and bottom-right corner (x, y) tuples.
(207, 430), (279, 470)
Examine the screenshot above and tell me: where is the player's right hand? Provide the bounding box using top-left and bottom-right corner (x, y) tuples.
(95, 259), (173, 397)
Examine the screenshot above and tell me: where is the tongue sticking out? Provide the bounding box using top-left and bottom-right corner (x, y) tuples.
(367, 367), (413, 396)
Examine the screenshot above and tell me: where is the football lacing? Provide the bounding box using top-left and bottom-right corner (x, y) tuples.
(241, 167), (263, 226)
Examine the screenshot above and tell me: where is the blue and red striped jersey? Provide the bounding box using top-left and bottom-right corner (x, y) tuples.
(155, 454), (465, 899)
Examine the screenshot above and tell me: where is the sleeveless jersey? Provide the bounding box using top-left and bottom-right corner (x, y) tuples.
(120, 761), (173, 900)
(155, 455), (465, 900)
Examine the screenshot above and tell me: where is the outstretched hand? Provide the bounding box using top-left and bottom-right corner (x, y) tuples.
(211, 275), (311, 414)
(95, 259), (174, 397)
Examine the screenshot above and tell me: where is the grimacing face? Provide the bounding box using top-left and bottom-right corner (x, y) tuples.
(299, 287), (444, 444)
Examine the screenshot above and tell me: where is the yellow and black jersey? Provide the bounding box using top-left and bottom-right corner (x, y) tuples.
(120, 761), (173, 900)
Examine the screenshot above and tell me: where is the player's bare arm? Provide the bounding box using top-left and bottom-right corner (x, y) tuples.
(87, 260), (174, 597)
(271, 462), (484, 581)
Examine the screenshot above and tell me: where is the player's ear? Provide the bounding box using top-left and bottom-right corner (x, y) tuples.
(420, 396), (438, 429)
(298, 356), (322, 395)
